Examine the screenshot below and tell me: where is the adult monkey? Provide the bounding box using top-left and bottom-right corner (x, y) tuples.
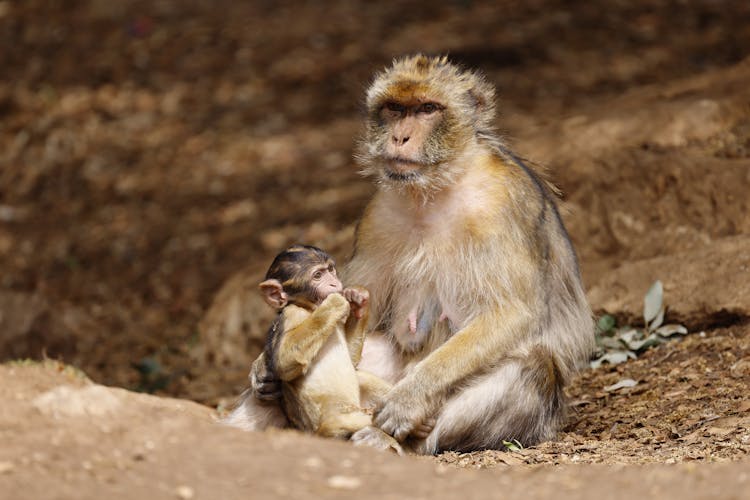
(243, 55), (594, 454)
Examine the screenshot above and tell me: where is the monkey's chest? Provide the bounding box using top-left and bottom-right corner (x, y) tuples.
(382, 227), (512, 357)
(302, 328), (360, 405)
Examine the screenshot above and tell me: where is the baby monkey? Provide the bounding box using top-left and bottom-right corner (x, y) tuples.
(255, 245), (403, 454)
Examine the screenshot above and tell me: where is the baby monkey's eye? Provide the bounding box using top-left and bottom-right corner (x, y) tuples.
(328, 263), (335, 273)
(313, 270), (323, 280)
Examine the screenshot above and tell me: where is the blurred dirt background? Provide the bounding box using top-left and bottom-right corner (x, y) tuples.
(1, 0), (750, 495)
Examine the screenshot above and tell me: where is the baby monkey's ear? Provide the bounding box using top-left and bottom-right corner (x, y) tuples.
(259, 279), (288, 309)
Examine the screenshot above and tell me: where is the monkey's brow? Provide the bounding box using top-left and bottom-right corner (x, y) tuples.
(382, 99), (420, 108)
(311, 262), (333, 273)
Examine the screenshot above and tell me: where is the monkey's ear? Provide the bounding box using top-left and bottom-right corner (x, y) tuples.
(467, 88), (486, 110)
(467, 86), (494, 113)
(259, 279), (288, 309)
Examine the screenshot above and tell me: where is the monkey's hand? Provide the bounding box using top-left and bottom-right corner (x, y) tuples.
(250, 353), (281, 402)
(343, 286), (369, 319)
(373, 377), (431, 442)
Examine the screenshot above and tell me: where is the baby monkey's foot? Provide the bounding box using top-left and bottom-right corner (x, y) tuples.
(411, 417), (436, 440)
(350, 426), (404, 456)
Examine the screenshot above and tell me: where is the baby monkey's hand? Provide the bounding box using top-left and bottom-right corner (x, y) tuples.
(343, 287), (369, 319)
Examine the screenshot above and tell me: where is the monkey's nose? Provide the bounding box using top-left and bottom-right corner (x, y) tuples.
(392, 135), (410, 145)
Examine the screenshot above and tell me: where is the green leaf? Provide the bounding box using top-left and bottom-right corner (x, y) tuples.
(604, 378), (638, 391)
(621, 333), (664, 351)
(590, 351), (637, 369)
(655, 324), (688, 337)
(643, 280), (664, 325)
(648, 306), (665, 331)
(503, 439), (523, 451)
(596, 314), (617, 333)
(618, 329), (643, 347)
(596, 335), (625, 350)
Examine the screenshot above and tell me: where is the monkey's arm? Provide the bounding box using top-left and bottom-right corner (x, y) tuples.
(274, 294), (351, 381)
(343, 286), (370, 365)
(375, 298), (536, 441)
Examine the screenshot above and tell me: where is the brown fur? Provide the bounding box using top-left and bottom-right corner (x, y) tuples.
(345, 55), (594, 453)
(228, 55), (593, 454)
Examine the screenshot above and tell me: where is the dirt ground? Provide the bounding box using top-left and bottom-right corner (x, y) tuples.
(1, 0), (750, 497)
(0, 361), (748, 500)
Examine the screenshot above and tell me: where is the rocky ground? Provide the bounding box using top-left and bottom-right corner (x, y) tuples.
(1, 0), (749, 497)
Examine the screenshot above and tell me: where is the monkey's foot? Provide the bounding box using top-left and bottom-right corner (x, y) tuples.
(410, 417), (436, 440)
(350, 426), (404, 456)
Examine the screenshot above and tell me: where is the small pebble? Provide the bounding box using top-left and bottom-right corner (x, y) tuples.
(175, 485), (194, 499)
(327, 475), (361, 490)
(304, 456), (323, 468)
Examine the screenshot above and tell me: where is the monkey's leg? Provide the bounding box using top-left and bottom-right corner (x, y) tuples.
(222, 389), (289, 431)
(417, 345), (565, 455)
(316, 410), (373, 439)
(356, 331), (404, 385)
(318, 410), (405, 455)
(357, 370), (392, 410)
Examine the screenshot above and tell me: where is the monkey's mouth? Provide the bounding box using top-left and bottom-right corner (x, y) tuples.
(384, 157), (424, 182)
(385, 169), (421, 182)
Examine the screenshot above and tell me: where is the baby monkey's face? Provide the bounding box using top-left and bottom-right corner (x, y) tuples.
(309, 261), (343, 303)
(259, 246), (344, 311)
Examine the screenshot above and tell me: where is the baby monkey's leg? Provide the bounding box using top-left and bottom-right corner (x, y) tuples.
(318, 411), (404, 455)
(317, 411), (372, 439)
(410, 418), (437, 440)
(357, 370), (433, 452)
(357, 370), (393, 410)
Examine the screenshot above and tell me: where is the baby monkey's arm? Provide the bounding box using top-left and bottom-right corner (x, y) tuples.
(274, 294), (350, 381)
(342, 286), (370, 365)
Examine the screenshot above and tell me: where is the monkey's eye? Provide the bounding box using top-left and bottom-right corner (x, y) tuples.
(419, 102), (440, 114)
(312, 270), (323, 281)
(384, 102), (406, 113)
(328, 263), (335, 274)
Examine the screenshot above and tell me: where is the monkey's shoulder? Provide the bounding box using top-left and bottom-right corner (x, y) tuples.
(488, 149), (561, 206)
(278, 304), (312, 331)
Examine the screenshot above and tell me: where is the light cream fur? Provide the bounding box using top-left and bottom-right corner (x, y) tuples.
(231, 55), (593, 454)
(225, 294), (403, 453)
(346, 55), (594, 452)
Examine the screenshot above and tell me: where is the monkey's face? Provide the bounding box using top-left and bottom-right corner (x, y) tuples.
(359, 97), (462, 193)
(261, 245), (342, 310)
(379, 100), (448, 178)
(358, 55), (496, 196)
(307, 260), (343, 303)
